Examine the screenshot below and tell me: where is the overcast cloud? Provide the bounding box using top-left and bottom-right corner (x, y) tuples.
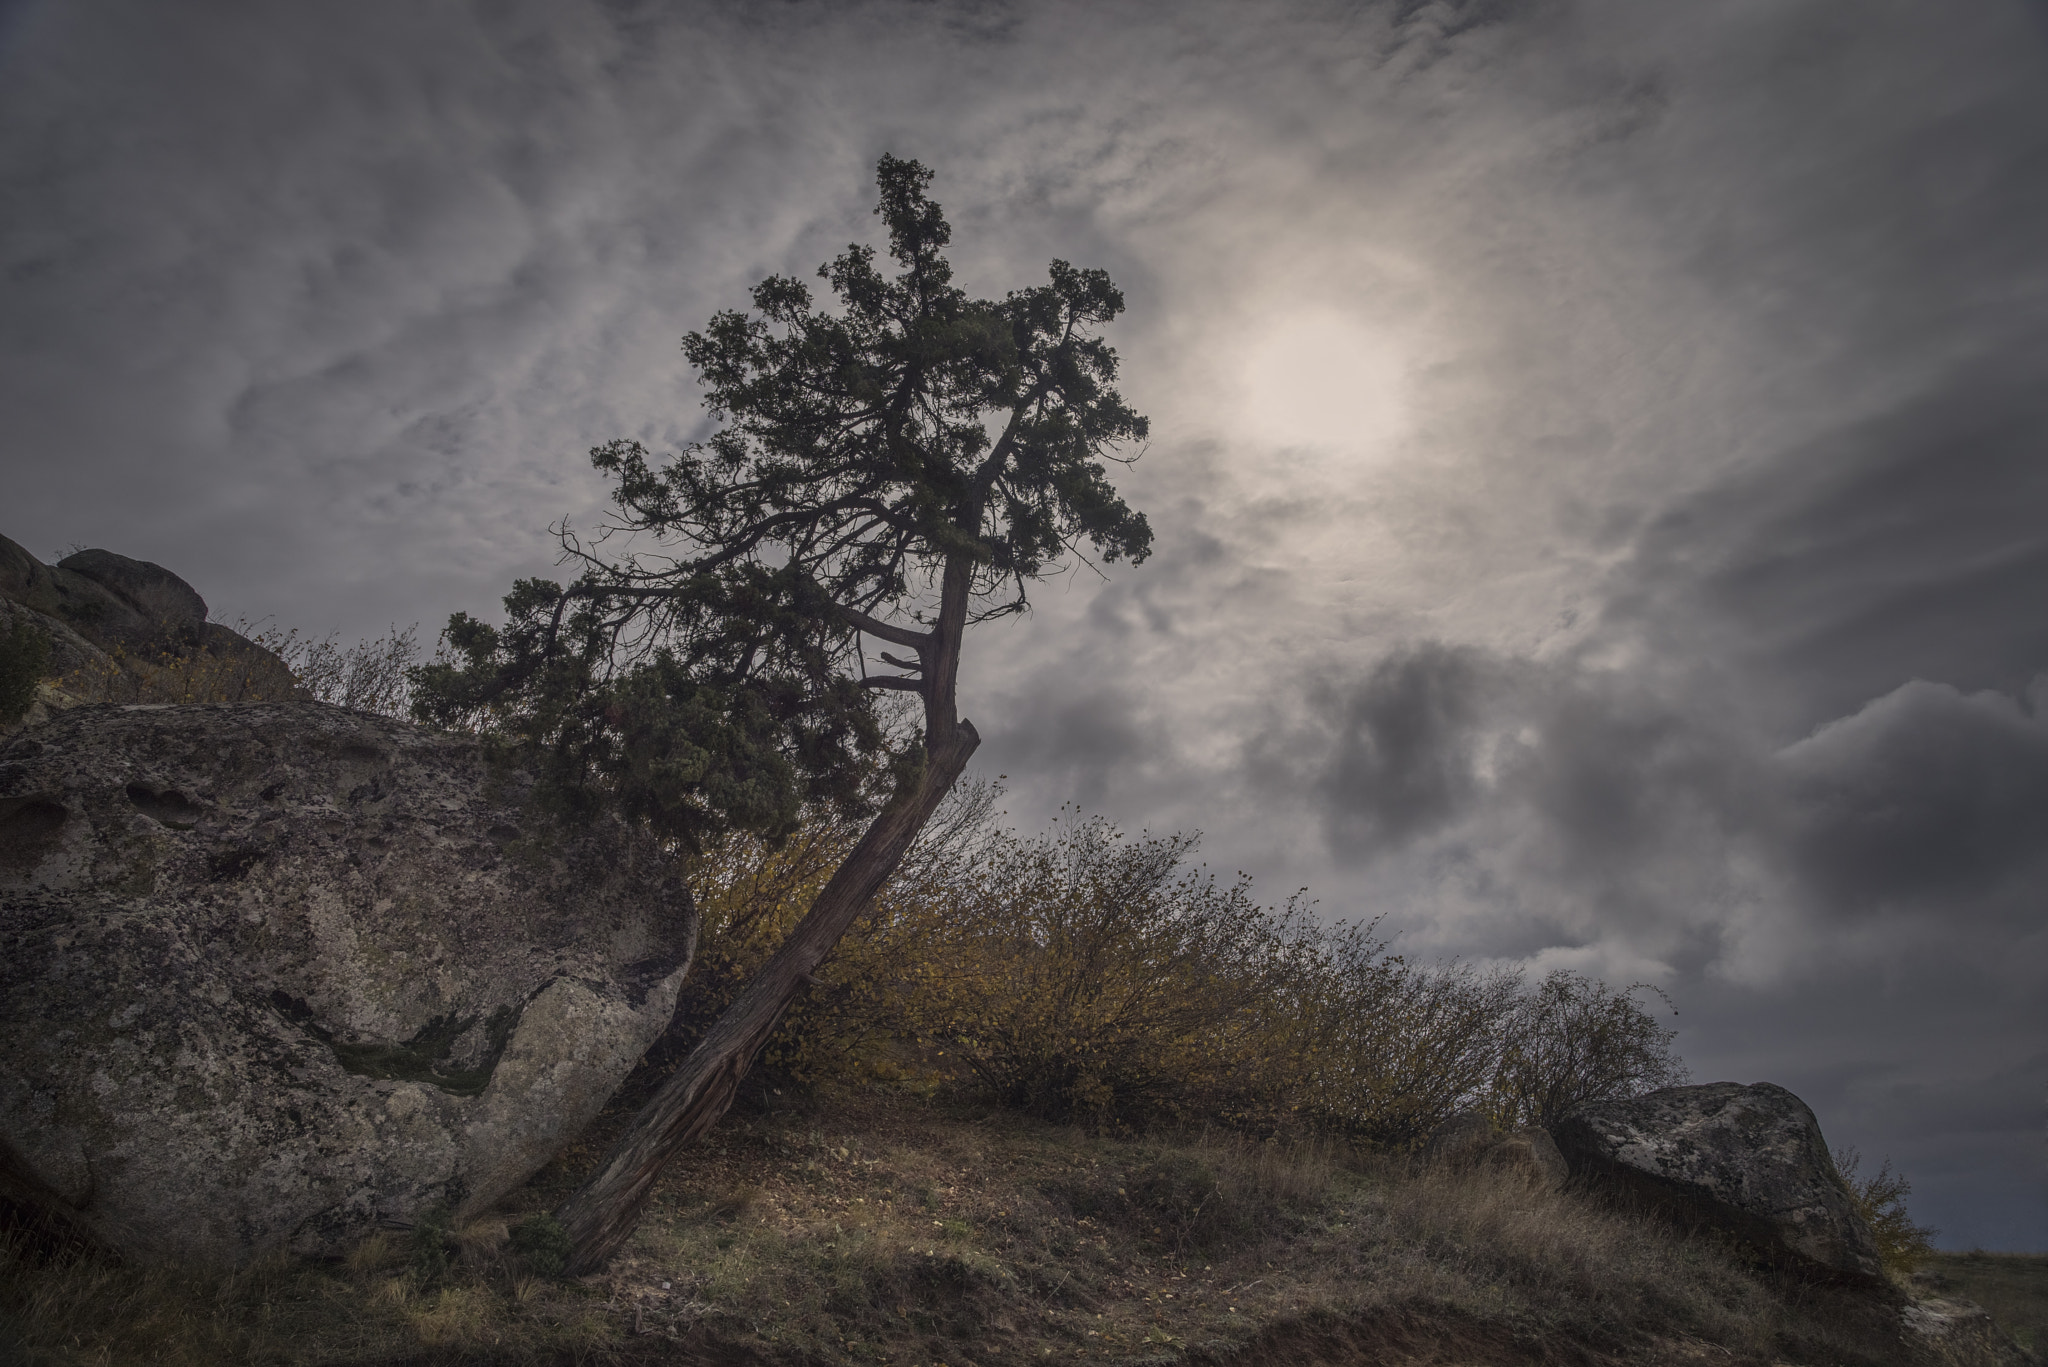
(4, 0), (2044, 1247)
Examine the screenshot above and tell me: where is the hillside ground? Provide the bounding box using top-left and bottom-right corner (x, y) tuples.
(1923, 1254), (2048, 1357)
(5, 1074), (2029, 1367)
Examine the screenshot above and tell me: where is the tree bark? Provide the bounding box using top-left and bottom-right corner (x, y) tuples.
(554, 722), (977, 1272)
(554, 555), (982, 1274)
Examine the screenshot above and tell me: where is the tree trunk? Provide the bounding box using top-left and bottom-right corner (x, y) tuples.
(554, 720), (979, 1274)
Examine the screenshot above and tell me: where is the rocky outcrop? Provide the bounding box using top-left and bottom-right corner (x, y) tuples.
(3, 534), (207, 656)
(52, 547), (210, 648)
(1902, 1296), (2038, 1367)
(0, 533), (299, 730)
(0, 702), (695, 1262)
(1424, 1111), (1570, 1190)
(1554, 1081), (1883, 1281)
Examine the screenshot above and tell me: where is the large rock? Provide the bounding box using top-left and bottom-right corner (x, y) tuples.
(1903, 1296), (2037, 1367)
(1, 534), (201, 656)
(1554, 1081), (1883, 1281)
(0, 534), (300, 722)
(57, 548), (210, 645)
(0, 702), (695, 1262)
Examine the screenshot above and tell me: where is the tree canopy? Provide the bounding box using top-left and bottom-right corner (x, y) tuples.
(410, 154), (1150, 852)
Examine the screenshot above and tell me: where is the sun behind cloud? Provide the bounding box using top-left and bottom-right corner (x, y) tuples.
(1237, 307), (1411, 458)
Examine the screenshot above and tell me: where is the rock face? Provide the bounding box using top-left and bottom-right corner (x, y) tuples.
(3, 534), (212, 656)
(0, 533), (300, 732)
(55, 548), (210, 647)
(1903, 1297), (2038, 1367)
(0, 702), (695, 1262)
(1554, 1081), (1883, 1281)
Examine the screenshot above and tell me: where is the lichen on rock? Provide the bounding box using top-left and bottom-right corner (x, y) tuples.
(0, 701), (695, 1262)
(1554, 1080), (1884, 1282)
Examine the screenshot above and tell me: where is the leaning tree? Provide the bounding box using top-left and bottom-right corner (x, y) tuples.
(412, 156), (1151, 1272)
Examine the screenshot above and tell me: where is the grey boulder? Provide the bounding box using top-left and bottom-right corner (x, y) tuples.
(2, 534), (208, 657)
(1903, 1296), (2037, 1367)
(1, 534), (300, 726)
(57, 548), (210, 645)
(1554, 1081), (1883, 1281)
(0, 701), (695, 1262)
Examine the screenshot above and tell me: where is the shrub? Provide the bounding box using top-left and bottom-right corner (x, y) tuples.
(1486, 972), (1688, 1129)
(635, 779), (1006, 1092)
(270, 622), (419, 715)
(1276, 941), (1523, 1145)
(885, 812), (1311, 1126)
(45, 619), (418, 713)
(1834, 1146), (1937, 1276)
(0, 616), (53, 722)
(509, 1213), (573, 1277)
(659, 795), (1691, 1145)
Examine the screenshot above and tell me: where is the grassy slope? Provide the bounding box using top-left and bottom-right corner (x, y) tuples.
(1924, 1254), (2048, 1356)
(0, 1081), (2019, 1367)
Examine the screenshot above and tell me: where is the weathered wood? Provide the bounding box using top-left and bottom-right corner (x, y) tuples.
(555, 554), (981, 1274)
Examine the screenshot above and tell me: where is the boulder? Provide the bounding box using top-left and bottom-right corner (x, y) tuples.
(0, 598), (106, 688)
(57, 548), (210, 644)
(1553, 1081), (1883, 1281)
(0, 534), (300, 723)
(1902, 1296), (2036, 1367)
(1, 533), (194, 656)
(0, 701), (695, 1262)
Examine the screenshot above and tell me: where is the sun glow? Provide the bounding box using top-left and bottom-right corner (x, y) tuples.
(1237, 309), (1409, 456)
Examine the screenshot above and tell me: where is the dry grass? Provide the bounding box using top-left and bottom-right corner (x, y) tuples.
(0, 1083), (1967, 1366)
(1921, 1253), (2048, 1356)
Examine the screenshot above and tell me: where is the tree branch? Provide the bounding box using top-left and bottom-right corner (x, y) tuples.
(858, 675), (925, 693)
(837, 603), (931, 650)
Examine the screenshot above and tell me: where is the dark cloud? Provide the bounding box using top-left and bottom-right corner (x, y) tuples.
(1250, 644), (1494, 860)
(1264, 637), (2048, 953)
(1778, 679), (2048, 919)
(1612, 360), (2048, 735)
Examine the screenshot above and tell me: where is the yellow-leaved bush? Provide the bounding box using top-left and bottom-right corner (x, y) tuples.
(653, 783), (1688, 1145)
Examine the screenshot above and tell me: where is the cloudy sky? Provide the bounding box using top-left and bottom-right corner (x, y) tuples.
(5, 0), (2044, 1247)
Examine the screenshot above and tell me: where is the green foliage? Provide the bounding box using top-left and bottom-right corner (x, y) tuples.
(1834, 1146), (1938, 1276)
(0, 616), (53, 721)
(509, 1213), (572, 1278)
(409, 1204), (458, 1286)
(408, 156), (1151, 853)
(409, 604), (823, 850)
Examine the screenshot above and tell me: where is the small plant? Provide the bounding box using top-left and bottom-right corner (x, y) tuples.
(0, 616), (53, 722)
(410, 1204), (459, 1285)
(1834, 1146), (1938, 1276)
(508, 1213), (572, 1278)
(277, 622), (419, 715)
